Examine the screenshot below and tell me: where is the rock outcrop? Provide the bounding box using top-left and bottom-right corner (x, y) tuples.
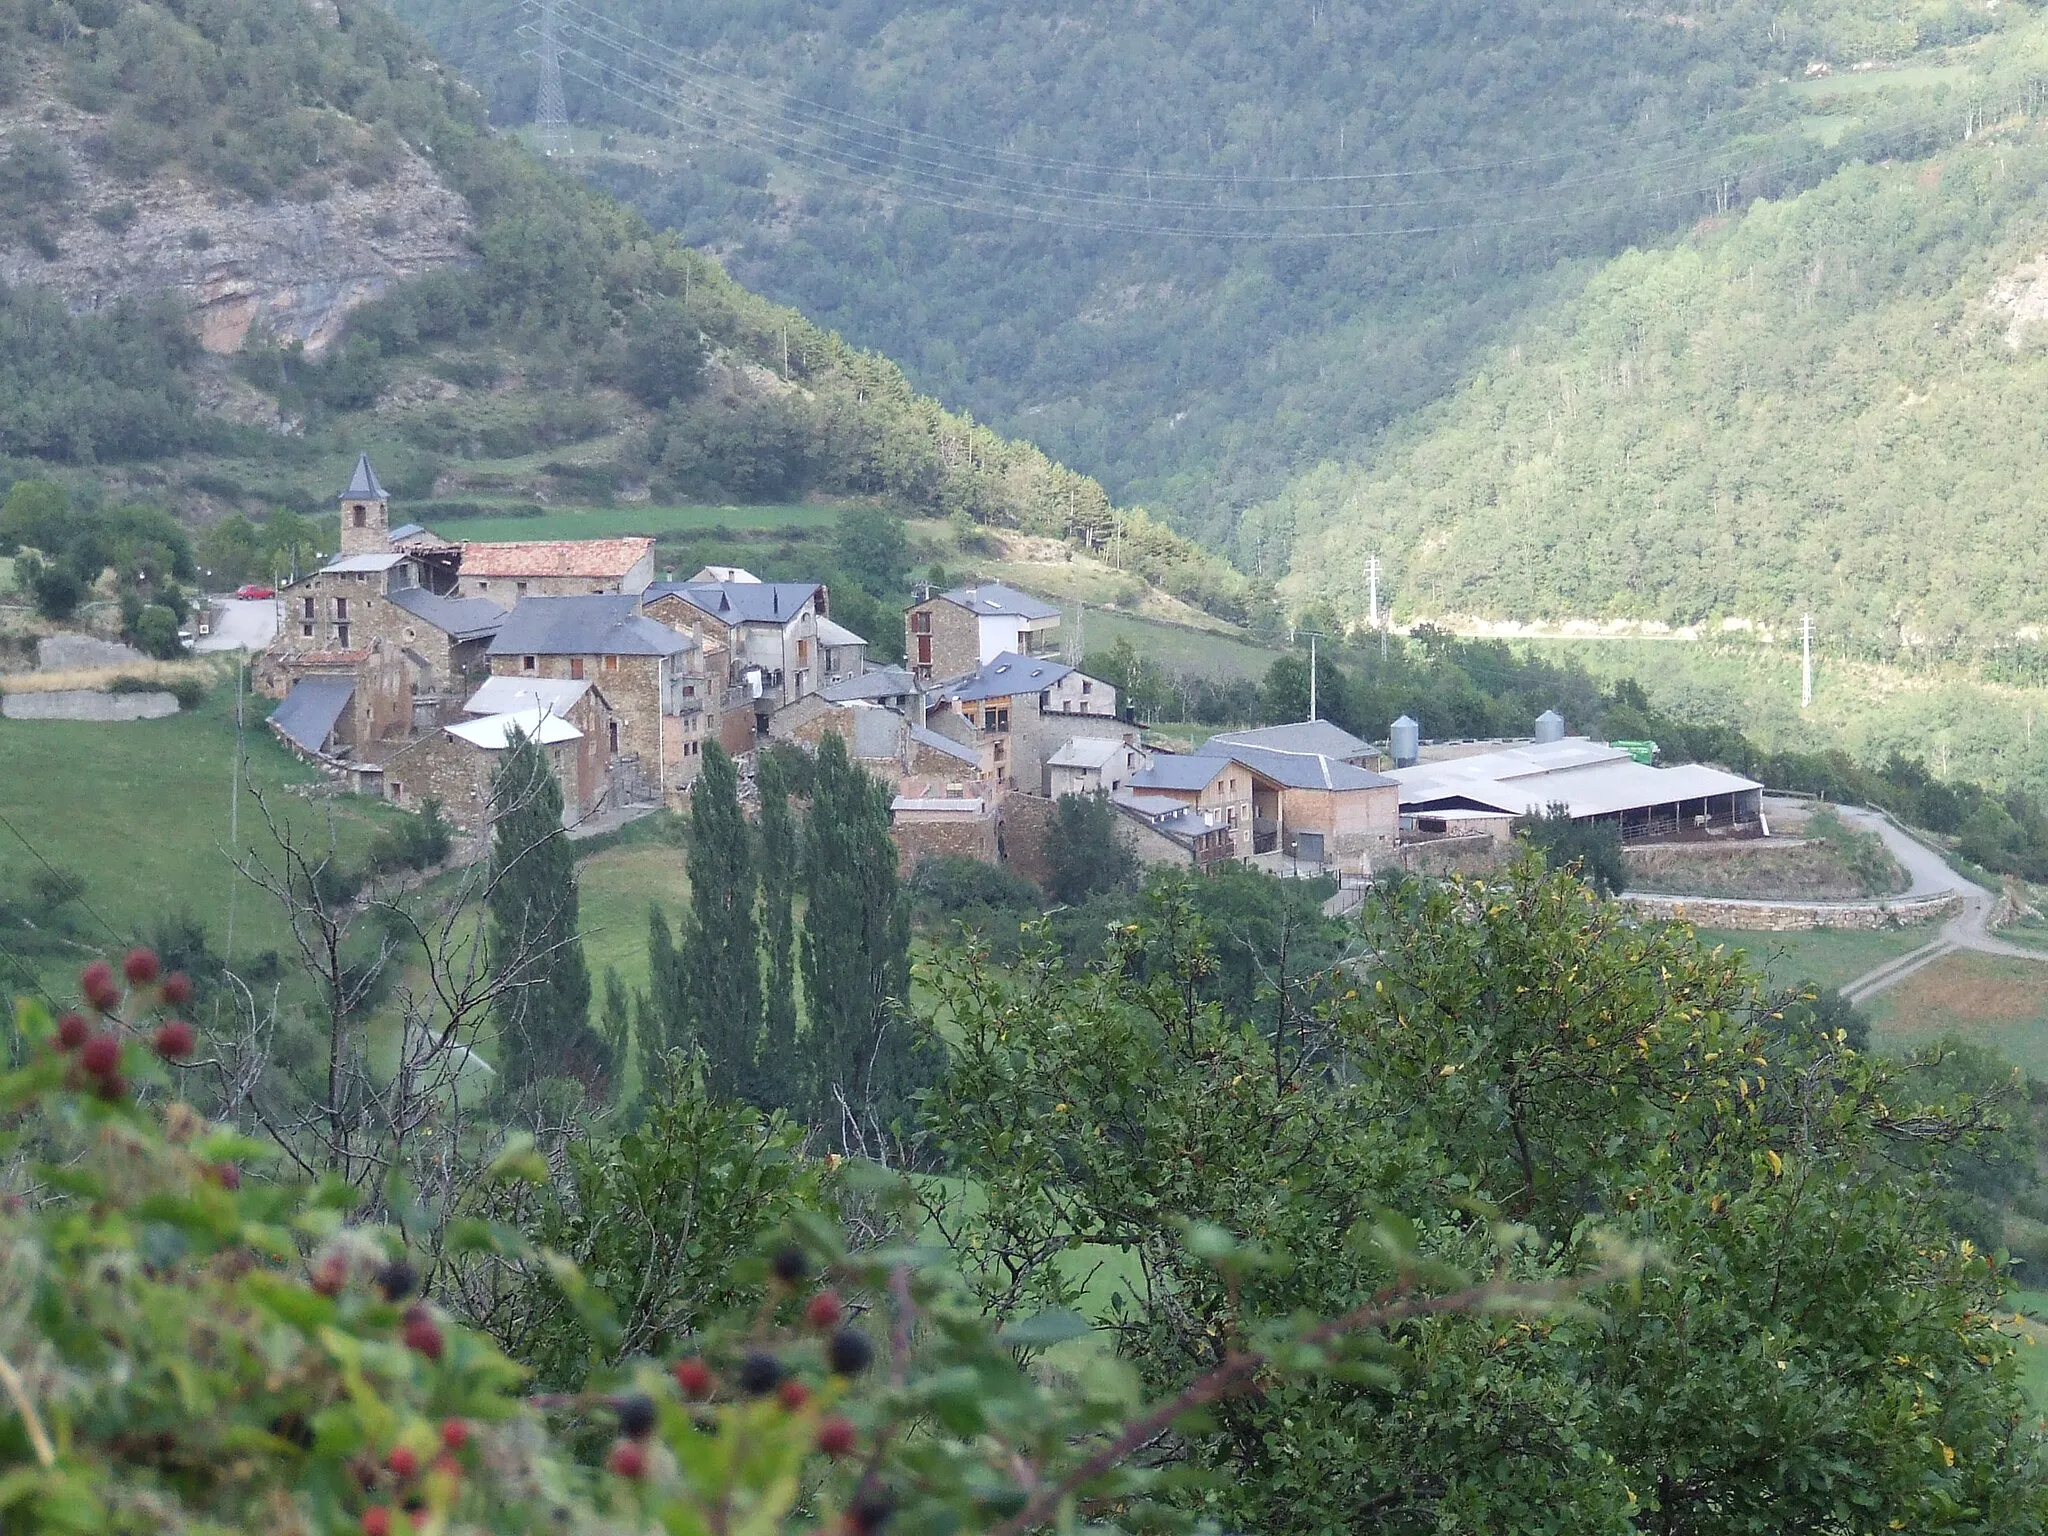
(1, 84), (473, 355)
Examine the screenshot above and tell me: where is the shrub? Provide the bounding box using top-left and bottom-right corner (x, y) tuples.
(131, 603), (181, 658)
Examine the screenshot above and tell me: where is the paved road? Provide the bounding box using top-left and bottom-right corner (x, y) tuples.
(1832, 806), (2048, 1005)
(196, 598), (278, 653)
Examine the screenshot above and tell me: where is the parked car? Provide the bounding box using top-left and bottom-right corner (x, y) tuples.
(235, 584), (275, 600)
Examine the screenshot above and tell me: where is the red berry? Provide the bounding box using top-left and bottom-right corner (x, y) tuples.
(79, 1034), (119, 1077)
(123, 948), (159, 985)
(387, 1445), (418, 1479)
(607, 1440), (648, 1479)
(804, 1289), (844, 1331)
(816, 1415), (856, 1458)
(439, 1419), (470, 1452)
(162, 971), (193, 1006)
(402, 1307), (444, 1361)
(213, 1162), (241, 1191)
(311, 1252), (348, 1297)
(361, 1509), (392, 1536)
(154, 1019), (196, 1060)
(777, 1379), (811, 1412)
(673, 1357), (713, 1399)
(57, 1013), (90, 1050)
(94, 1073), (127, 1103)
(431, 1453), (462, 1480)
(80, 961), (119, 1013)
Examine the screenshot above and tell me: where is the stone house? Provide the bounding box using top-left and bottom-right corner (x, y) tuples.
(818, 665), (918, 711)
(890, 779), (1002, 873)
(487, 595), (707, 802)
(641, 576), (826, 748)
(769, 695), (982, 780)
(904, 581), (1061, 685)
(1045, 736), (1147, 798)
(817, 615), (870, 682)
(372, 707), (598, 833)
(457, 537), (657, 607)
(1110, 792), (1235, 869)
(927, 653), (1123, 790)
(1194, 738), (1400, 869)
(1125, 753), (1255, 855)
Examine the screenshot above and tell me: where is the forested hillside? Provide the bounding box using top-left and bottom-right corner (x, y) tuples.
(0, 0), (1245, 614)
(1269, 47), (2048, 654)
(398, 0), (2036, 545)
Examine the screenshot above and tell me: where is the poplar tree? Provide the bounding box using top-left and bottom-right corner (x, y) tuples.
(486, 730), (604, 1096)
(645, 904), (687, 1059)
(755, 750), (801, 1111)
(681, 741), (761, 1101)
(799, 731), (915, 1142)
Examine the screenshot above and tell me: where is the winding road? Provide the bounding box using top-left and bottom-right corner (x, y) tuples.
(1830, 806), (2048, 1006)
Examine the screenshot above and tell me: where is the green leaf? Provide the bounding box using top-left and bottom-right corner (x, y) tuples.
(999, 1309), (1092, 1348)
(486, 1132), (550, 1185)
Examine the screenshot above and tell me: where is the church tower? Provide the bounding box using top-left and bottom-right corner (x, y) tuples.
(338, 453), (389, 557)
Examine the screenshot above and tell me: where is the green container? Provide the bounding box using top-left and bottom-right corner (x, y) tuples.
(1611, 740), (1659, 765)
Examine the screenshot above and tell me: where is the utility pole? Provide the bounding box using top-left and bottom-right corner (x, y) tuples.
(535, 0), (570, 157)
(1801, 613), (1813, 709)
(1308, 631), (1318, 721)
(1367, 554), (1380, 630)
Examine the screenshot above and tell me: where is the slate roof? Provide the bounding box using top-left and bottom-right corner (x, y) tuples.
(461, 537), (655, 579)
(463, 676), (593, 717)
(816, 615), (868, 649)
(644, 580), (823, 626)
(488, 595), (698, 658)
(911, 724), (979, 766)
(1196, 740), (1397, 792)
(388, 523), (425, 542)
(819, 666), (917, 703)
(935, 652), (1074, 703)
(342, 453), (386, 501)
(937, 582), (1061, 621)
(271, 677), (355, 755)
(1204, 720), (1375, 762)
(386, 586), (507, 642)
(1047, 736), (1134, 771)
(1128, 753), (1232, 793)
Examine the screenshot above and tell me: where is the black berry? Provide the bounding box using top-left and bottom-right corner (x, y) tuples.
(770, 1245), (809, 1285)
(827, 1327), (873, 1377)
(376, 1260), (418, 1302)
(615, 1393), (657, 1439)
(736, 1350), (787, 1397)
(850, 1488), (897, 1533)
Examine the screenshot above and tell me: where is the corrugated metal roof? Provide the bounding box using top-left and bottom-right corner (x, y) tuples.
(1047, 736), (1132, 770)
(938, 581), (1060, 620)
(445, 708), (583, 750)
(936, 652), (1075, 703)
(461, 538), (655, 579)
(321, 552), (407, 573)
(1389, 743), (1761, 819)
(271, 677), (354, 754)
(489, 595), (698, 658)
(387, 586), (507, 641)
(463, 677), (593, 717)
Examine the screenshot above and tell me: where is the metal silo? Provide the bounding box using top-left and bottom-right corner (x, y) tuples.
(1534, 709), (1565, 744)
(1390, 715), (1420, 768)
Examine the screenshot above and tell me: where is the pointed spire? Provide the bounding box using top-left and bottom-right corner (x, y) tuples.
(341, 453), (387, 503)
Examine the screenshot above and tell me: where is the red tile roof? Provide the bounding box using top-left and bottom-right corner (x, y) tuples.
(460, 537), (655, 579)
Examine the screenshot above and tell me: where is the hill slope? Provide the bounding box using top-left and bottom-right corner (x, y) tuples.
(0, 0), (1244, 616)
(1269, 44), (2048, 655)
(398, 0), (2032, 542)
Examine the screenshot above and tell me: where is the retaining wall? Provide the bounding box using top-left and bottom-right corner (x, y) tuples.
(2, 689), (179, 721)
(1621, 889), (1960, 931)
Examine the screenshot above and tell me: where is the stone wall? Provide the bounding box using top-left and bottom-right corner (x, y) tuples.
(892, 811), (1000, 875)
(1000, 791), (1059, 887)
(1387, 833), (1508, 878)
(2, 689), (178, 721)
(35, 635), (146, 670)
(908, 596), (980, 683)
(1621, 890), (1961, 931)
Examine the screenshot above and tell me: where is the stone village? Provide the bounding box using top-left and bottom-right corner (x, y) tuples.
(255, 456), (1763, 883)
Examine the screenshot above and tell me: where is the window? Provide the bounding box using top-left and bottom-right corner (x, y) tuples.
(516, 581), (529, 596)
(301, 623), (314, 639)
(916, 635), (932, 665)
(302, 596), (316, 622)
(604, 654), (619, 672)
(1081, 679), (1093, 694)
(608, 721), (620, 755)
(911, 611), (932, 634)
(478, 581), (489, 592)
(570, 657), (585, 680)
(522, 655), (537, 673)
(390, 782), (403, 803)
(335, 623), (350, 649)
(796, 638), (809, 663)
(333, 597), (348, 621)
(352, 505), (365, 528)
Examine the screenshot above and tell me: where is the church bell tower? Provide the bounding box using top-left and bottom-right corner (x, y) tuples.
(338, 453), (389, 557)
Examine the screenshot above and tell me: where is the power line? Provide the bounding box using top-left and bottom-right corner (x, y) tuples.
(534, 0), (571, 156)
(0, 809), (125, 948)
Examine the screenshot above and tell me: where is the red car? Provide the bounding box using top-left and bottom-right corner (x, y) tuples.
(235, 584), (276, 600)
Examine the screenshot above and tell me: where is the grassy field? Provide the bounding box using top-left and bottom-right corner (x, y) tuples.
(1688, 926), (1934, 994)
(0, 677), (401, 996)
(576, 837), (691, 1001)
(1082, 609), (1280, 683)
(442, 502), (839, 544)
(2005, 1288), (2048, 1417)
(1862, 952), (2048, 1077)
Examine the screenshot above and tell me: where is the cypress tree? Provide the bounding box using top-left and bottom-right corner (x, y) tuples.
(755, 750), (801, 1111)
(799, 731), (915, 1142)
(681, 741), (761, 1101)
(486, 730), (605, 1096)
(644, 903), (688, 1059)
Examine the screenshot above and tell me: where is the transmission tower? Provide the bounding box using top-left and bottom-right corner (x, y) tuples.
(535, 0), (571, 157)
